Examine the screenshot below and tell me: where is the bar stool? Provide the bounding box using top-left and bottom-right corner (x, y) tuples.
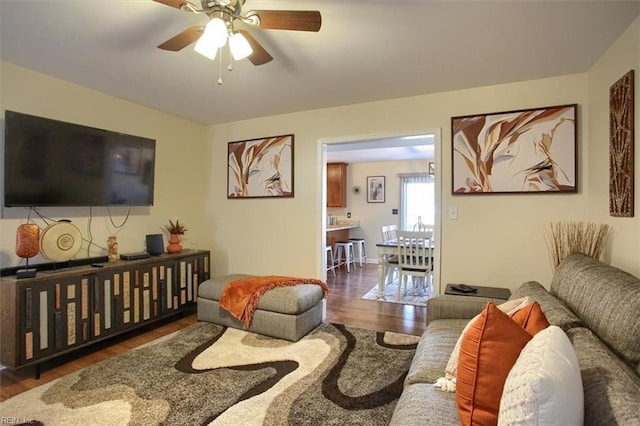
(348, 238), (366, 267)
(326, 246), (336, 277)
(334, 241), (355, 273)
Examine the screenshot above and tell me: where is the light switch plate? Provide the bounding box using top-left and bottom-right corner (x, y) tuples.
(448, 207), (458, 220)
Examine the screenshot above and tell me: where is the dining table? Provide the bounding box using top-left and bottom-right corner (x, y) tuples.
(375, 239), (400, 298)
(375, 237), (435, 299)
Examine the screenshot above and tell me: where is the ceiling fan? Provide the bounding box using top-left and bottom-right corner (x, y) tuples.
(154, 0), (322, 66)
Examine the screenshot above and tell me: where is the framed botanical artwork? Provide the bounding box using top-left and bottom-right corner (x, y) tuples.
(367, 176), (385, 203)
(227, 134), (294, 198)
(451, 104), (577, 194)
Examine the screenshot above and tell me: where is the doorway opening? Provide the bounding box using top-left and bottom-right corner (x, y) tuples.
(319, 129), (442, 294)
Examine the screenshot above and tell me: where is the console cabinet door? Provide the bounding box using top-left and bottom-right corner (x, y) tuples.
(20, 276), (90, 364)
(136, 261), (175, 322)
(195, 252), (211, 284)
(188, 252), (211, 297)
(117, 263), (157, 326)
(93, 267), (135, 338)
(175, 253), (211, 308)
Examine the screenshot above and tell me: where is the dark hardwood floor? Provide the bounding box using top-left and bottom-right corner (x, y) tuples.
(0, 263), (426, 401)
(325, 262), (427, 336)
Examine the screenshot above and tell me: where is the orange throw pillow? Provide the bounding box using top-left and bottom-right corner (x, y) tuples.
(510, 301), (549, 335)
(456, 303), (533, 426)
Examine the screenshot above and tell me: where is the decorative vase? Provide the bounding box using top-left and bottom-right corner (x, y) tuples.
(107, 235), (118, 263)
(15, 223), (40, 279)
(15, 223), (40, 259)
(167, 234), (183, 254)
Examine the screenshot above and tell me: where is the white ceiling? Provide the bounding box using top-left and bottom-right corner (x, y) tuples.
(2, 0), (639, 131)
(326, 134), (434, 163)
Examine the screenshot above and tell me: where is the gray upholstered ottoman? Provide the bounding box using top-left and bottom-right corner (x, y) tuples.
(197, 274), (325, 341)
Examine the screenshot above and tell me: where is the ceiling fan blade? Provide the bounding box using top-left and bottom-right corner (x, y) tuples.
(238, 30), (273, 65)
(245, 10), (322, 32)
(158, 25), (202, 51)
(153, 0), (197, 10)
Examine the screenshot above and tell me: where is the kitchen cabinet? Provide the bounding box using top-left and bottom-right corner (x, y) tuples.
(327, 162), (348, 207)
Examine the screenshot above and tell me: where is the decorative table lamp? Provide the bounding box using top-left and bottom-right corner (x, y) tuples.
(15, 223), (40, 279)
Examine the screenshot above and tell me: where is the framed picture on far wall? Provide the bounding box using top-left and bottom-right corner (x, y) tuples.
(451, 103), (577, 194)
(227, 134), (294, 198)
(367, 176), (385, 203)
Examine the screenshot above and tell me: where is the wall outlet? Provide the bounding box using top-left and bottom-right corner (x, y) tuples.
(347, 212), (351, 218)
(448, 206), (458, 220)
(392, 209), (398, 215)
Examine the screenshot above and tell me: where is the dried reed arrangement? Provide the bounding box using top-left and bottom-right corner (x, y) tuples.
(544, 221), (612, 269)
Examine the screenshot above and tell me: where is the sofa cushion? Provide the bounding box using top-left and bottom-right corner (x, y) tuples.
(498, 326), (583, 426)
(456, 303), (533, 426)
(550, 253), (640, 366)
(565, 327), (640, 426)
(427, 294), (509, 324)
(509, 301), (550, 335)
(405, 319), (469, 386)
(511, 281), (584, 331)
(389, 383), (459, 426)
(440, 297), (531, 388)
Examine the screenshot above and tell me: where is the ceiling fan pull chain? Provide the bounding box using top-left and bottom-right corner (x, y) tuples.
(228, 45), (234, 72)
(217, 47), (223, 85)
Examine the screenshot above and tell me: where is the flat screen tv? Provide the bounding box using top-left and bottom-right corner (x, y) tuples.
(3, 110), (156, 207)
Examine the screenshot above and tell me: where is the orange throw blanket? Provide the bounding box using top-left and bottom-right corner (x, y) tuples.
(220, 275), (329, 328)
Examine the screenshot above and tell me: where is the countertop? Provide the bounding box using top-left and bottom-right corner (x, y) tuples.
(326, 223), (360, 232)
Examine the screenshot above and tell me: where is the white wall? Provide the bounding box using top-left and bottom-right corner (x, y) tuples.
(587, 17), (640, 276)
(208, 73), (590, 291)
(0, 63), (209, 269)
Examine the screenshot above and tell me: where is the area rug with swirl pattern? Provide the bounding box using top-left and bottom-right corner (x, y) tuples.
(0, 322), (419, 426)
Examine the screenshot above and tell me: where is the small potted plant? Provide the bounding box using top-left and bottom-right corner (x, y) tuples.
(165, 219), (187, 253)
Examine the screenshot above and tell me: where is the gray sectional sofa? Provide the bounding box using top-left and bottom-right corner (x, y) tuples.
(389, 253), (640, 425)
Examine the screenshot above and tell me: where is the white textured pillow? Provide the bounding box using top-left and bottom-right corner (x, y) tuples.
(434, 296), (530, 393)
(498, 325), (583, 425)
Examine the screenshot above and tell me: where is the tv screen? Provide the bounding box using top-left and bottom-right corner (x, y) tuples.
(3, 110), (156, 207)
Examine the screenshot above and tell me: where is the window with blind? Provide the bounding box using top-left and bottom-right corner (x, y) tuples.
(399, 173), (434, 231)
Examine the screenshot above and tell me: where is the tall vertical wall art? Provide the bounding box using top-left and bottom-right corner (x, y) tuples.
(609, 70), (634, 217)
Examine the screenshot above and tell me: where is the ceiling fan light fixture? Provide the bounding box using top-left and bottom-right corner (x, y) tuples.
(229, 32), (253, 60)
(204, 17), (228, 48)
(155, 0), (322, 70)
(194, 37), (218, 60)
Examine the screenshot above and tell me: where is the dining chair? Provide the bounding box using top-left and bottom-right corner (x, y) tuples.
(381, 225), (391, 241)
(412, 216), (429, 232)
(380, 225), (399, 285)
(388, 224), (398, 240)
(396, 230), (433, 301)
